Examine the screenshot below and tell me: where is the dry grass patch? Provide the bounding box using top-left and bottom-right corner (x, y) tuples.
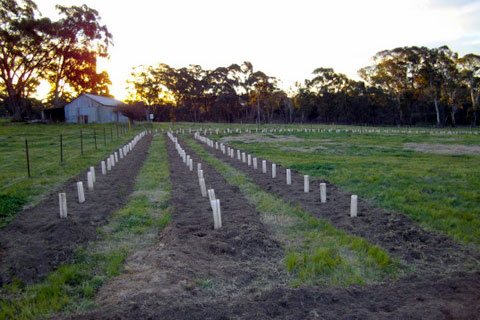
(404, 143), (480, 155)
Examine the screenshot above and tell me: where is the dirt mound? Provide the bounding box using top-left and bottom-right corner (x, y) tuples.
(0, 135), (152, 286)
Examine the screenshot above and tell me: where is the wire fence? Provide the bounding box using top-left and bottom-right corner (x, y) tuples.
(0, 123), (151, 193)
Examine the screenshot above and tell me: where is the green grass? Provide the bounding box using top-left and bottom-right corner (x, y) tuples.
(0, 121), (152, 228)
(195, 278), (214, 290)
(0, 195), (27, 226)
(152, 121), (480, 135)
(0, 133), (171, 320)
(214, 130), (480, 245)
(185, 138), (403, 287)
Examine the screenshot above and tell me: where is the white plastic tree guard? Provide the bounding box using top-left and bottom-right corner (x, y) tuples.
(59, 193), (67, 218)
(77, 182), (85, 203)
(350, 195), (358, 217)
(87, 172), (94, 191)
(320, 183), (327, 203)
(211, 199), (222, 229)
(199, 178), (207, 197)
(101, 161), (106, 175)
(90, 166), (96, 183)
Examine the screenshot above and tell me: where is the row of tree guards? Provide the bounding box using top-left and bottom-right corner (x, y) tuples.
(194, 132), (359, 218)
(24, 124), (130, 178)
(58, 131), (148, 219)
(181, 126), (479, 136)
(167, 132), (223, 229)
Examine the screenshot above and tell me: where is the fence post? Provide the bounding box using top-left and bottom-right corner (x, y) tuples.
(110, 127), (113, 141)
(116, 125), (119, 138)
(80, 130), (83, 155)
(60, 134), (63, 163)
(25, 138), (31, 178)
(103, 128), (106, 146)
(94, 129), (97, 150)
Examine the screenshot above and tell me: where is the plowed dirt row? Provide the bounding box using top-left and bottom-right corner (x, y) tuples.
(183, 136), (480, 319)
(204, 137), (480, 275)
(66, 135), (480, 319)
(0, 134), (152, 286)
(65, 135), (286, 319)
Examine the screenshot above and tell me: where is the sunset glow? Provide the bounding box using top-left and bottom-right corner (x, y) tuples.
(35, 0), (480, 100)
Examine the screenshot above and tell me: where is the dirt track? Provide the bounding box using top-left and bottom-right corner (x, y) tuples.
(0, 134), (152, 286)
(63, 135), (480, 320)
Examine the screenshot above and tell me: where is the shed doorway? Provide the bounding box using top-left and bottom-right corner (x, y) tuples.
(77, 115), (89, 124)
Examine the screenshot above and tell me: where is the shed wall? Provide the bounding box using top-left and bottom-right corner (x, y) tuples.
(64, 96), (128, 123)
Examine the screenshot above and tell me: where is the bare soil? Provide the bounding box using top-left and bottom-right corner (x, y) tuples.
(0, 135), (153, 286)
(280, 146), (327, 152)
(404, 143), (480, 155)
(64, 135), (480, 319)
(63, 135), (288, 319)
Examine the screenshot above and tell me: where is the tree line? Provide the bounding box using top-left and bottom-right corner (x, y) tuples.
(1, 1), (479, 126)
(125, 46), (479, 126)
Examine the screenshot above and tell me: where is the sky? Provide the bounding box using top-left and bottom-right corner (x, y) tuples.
(34, 0), (480, 100)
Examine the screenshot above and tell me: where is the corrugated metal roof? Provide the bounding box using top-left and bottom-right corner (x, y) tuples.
(83, 94), (124, 106)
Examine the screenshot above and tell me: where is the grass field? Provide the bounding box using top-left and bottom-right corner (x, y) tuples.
(3, 120), (479, 245)
(206, 128), (480, 245)
(1, 121), (479, 318)
(0, 120), (151, 227)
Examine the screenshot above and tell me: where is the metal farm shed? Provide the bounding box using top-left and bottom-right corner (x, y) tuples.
(64, 93), (129, 124)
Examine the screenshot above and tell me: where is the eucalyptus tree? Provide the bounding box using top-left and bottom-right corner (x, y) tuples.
(458, 53), (480, 125)
(0, 0), (55, 120)
(47, 4), (113, 105)
(293, 81), (317, 123)
(309, 67), (350, 122)
(248, 71), (278, 124)
(415, 47), (444, 126)
(358, 48), (414, 124)
(127, 65), (168, 120)
(0, 0), (113, 120)
(436, 46), (462, 126)
(207, 65), (241, 122)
